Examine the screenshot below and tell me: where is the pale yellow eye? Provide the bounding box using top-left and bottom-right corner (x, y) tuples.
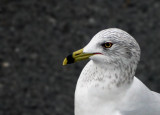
(104, 42), (113, 48)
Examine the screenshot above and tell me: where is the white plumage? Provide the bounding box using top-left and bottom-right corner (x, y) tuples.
(73, 28), (160, 115)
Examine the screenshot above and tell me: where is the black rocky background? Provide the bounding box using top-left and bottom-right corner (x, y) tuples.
(0, 0), (160, 115)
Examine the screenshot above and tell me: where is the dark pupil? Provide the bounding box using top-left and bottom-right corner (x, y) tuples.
(106, 43), (110, 46)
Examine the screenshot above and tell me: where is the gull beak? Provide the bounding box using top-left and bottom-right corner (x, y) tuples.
(63, 48), (95, 65)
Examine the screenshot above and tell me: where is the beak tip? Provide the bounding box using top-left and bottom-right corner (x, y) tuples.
(63, 58), (68, 66)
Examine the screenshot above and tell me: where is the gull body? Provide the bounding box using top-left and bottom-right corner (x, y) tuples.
(75, 61), (160, 115)
(63, 28), (160, 115)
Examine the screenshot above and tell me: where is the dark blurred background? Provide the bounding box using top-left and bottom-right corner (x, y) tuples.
(0, 0), (160, 115)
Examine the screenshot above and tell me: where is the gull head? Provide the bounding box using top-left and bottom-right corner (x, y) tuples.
(63, 28), (140, 70)
(83, 28), (140, 66)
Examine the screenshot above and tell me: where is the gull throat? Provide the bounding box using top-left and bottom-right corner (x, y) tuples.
(78, 59), (136, 90)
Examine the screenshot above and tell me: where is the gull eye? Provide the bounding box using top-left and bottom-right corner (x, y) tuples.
(102, 42), (113, 48)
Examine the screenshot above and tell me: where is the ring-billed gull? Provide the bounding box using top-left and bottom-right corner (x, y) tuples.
(63, 28), (160, 115)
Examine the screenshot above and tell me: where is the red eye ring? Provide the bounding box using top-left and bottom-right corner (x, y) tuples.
(102, 42), (113, 48)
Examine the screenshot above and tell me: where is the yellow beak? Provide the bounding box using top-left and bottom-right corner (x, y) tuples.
(63, 48), (95, 65)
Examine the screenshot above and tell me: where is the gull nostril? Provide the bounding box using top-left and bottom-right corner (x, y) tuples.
(75, 53), (80, 56)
